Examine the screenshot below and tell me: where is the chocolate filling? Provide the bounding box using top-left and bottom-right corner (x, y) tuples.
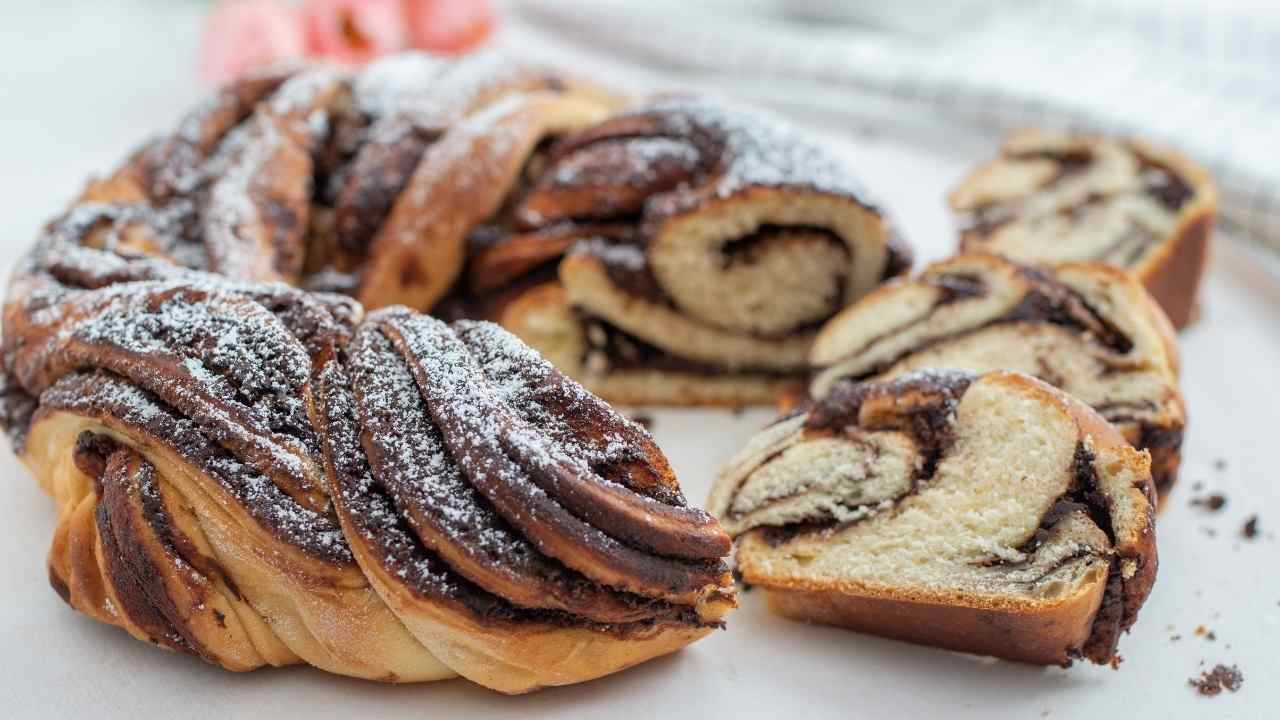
(959, 145), (1197, 256)
(578, 312), (800, 378)
(752, 371), (975, 546)
(1137, 157), (1194, 213)
(316, 359), (723, 637)
(39, 371), (353, 564)
(828, 264), (1133, 384)
(719, 224), (848, 269)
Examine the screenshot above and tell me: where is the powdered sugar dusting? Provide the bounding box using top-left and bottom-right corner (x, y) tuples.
(549, 136), (700, 189)
(28, 278), (333, 507)
(572, 237), (647, 271)
(42, 371), (349, 563)
(352, 52), (451, 119)
(656, 98), (871, 199)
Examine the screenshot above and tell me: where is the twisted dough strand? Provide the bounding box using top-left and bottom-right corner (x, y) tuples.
(2, 56), (730, 693)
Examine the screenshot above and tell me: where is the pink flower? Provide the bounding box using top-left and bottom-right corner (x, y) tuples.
(403, 0), (498, 55)
(302, 0), (409, 67)
(200, 0), (306, 86)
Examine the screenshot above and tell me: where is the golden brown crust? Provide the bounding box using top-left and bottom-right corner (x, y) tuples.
(761, 583), (1105, 666)
(356, 91), (617, 311)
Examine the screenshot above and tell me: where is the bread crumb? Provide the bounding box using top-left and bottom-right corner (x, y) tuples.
(1241, 515), (1259, 539)
(1191, 493), (1227, 511)
(1188, 664), (1243, 696)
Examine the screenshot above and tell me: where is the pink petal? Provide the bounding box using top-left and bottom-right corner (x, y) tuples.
(403, 0), (499, 55)
(200, 0), (307, 86)
(302, 0), (409, 67)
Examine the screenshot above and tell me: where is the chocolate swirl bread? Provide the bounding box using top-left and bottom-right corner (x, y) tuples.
(950, 129), (1216, 329)
(54, 50), (618, 307)
(495, 98), (911, 405)
(1, 52), (739, 688)
(809, 253), (1185, 499)
(1, 240), (733, 691)
(708, 370), (1158, 666)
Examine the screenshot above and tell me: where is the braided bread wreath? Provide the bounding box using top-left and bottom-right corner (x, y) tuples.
(0, 51), (916, 692)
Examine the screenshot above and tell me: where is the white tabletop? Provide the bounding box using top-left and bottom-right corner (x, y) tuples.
(0, 2), (1275, 718)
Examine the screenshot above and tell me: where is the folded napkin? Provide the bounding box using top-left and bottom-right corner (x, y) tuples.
(513, 0), (1280, 254)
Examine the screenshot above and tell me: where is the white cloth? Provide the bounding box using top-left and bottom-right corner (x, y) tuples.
(513, 0), (1280, 253)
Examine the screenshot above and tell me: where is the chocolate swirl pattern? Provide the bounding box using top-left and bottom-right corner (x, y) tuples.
(2, 238), (733, 690)
(950, 129), (1216, 329)
(7, 61), (734, 682)
(708, 370), (1158, 666)
(808, 253), (1185, 499)
(495, 98), (911, 405)
(39, 51), (616, 305)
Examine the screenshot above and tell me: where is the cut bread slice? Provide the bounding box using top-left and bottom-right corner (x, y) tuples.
(809, 253), (1184, 499)
(950, 129), (1216, 329)
(494, 98), (910, 406)
(708, 370), (1158, 666)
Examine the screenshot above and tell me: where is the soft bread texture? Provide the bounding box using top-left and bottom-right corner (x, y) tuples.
(708, 370), (1158, 666)
(809, 253), (1184, 498)
(950, 129), (1216, 329)
(500, 283), (803, 406)
(497, 98), (910, 405)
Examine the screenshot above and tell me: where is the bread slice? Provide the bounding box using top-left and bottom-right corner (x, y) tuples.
(499, 282), (802, 406)
(708, 370), (1158, 666)
(809, 253), (1184, 499)
(494, 98), (910, 406)
(950, 129), (1216, 328)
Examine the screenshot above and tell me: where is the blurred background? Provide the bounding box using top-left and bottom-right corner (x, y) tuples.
(3, 0), (1280, 273)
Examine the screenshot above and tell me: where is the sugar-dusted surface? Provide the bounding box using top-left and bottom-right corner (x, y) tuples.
(343, 318), (684, 621)
(40, 371), (350, 563)
(642, 97), (885, 207)
(1, 5), (1277, 718)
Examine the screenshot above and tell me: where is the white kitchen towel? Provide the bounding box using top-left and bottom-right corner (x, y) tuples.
(513, 0), (1280, 253)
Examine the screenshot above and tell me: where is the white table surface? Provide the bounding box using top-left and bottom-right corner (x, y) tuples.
(0, 2), (1276, 718)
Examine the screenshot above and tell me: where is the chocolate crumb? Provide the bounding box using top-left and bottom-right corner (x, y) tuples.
(628, 413), (655, 431)
(730, 405), (747, 417)
(1170, 634), (1182, 642)
(1241, 515), (1259, 539)
(1212, 458), (1228, 472)
(1191, 481), (1205, 492)
(1189, 664), (1243, 696)
(1191, 494), (1227, 511)
(1201, 527), (1217, 538)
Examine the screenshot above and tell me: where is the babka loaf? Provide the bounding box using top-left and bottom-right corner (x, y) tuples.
(950, 129), (1215, 328)
(2, 213), (733, 691)
(497, 98), (911, 405)
(809, 253), (1185, 498)
(708, 370), (1158, 666)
